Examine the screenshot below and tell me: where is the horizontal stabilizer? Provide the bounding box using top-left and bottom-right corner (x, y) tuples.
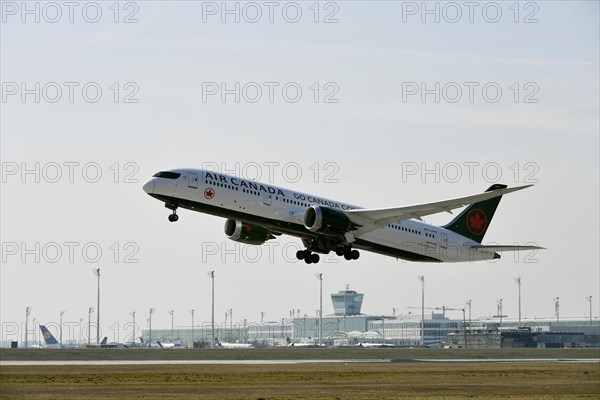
(469, 244), (545, 251)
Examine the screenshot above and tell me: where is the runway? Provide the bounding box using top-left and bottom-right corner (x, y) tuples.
(2, 358), (598, 366)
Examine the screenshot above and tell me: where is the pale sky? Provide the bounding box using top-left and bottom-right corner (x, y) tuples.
(1, 1), (598, 343)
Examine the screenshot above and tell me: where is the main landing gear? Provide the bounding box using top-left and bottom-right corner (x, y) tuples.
(166, 203), (179, 222)
(296, 250), (320, 264)
(296, 247), (361, 264)
(336, 247), (360, 260)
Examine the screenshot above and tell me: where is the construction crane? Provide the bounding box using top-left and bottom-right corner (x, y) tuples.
(407, 305), (468, 348)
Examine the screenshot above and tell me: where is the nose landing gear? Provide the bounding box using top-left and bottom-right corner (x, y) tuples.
(166, 203), (179, 222)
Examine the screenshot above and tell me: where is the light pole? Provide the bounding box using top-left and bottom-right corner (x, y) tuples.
(207, 271), (215, 348)
(190, 309), (195, 346)
(25, 307), (31, 349)
(149, 308), (156, 344)
(418, 275), (425, 346)
(168, 310), (174, 340)
(467, 300), (472, 328)
(515, 277), (522, 326)
(497, 299), (503, 325)
(315, 273), (323, 346)
(59, 311), (66, 348)
(586, 296), (592, 326)
(92, 267), (100, 344)
(261, 311), (265, 324)
(87, 307), (94, 346)
(32, 318), (37, 347)
(554, 297), (560, 327)
(130, 311), (136, 346)
(229, 308), (233, 339)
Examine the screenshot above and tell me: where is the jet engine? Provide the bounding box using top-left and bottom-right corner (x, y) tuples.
(304, 205), (352, 236)
(224, 219), (275, 245)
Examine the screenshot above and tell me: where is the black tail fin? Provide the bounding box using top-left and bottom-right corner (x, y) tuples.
(442, 184), (507, 243)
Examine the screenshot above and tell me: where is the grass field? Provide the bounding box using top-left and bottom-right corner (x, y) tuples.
(1, 362), (599, 399)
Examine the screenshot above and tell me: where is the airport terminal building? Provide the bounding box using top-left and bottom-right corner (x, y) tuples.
(142, 287), (599, 348)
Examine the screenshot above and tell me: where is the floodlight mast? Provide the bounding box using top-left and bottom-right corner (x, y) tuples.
(59, 311), (66, 348)
(169, 310), (174, 340)
(315, 273), (323, 347)
(25, 307), (31, 349)
(190, 309), (195, 345)
(515, 277), (522, 326)
(87, 307), (94, 346)
(586, 296), (592, 326)
(207, 271), (215, 349)
(149, 308), (156, 344)
(418, 275), (425, 347)
(497, 299), (503, 325)
(554, 297), (560, 326)
(130, 311), (136, 346)
(92, 267), (100, 344)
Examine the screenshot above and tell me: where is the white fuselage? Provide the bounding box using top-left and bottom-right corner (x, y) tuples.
(143, 169), (495, 263)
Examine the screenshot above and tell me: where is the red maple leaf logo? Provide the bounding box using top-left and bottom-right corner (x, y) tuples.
(204, 188), (215, 199)
(466, 208), (487, 236)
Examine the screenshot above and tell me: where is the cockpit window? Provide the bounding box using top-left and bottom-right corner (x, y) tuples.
(153, 171), (181, 179)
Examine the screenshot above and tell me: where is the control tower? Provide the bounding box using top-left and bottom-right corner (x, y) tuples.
(331, 285), (364, 316)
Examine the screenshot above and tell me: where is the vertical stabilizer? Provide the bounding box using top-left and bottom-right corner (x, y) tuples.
(442, 184), (507, 243)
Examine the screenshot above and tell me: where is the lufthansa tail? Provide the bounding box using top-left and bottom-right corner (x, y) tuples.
(39, 325), (59, 345)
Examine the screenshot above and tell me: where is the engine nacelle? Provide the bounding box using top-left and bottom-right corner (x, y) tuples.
(224, 219), (274, 245)
(304, 205), (352, 236)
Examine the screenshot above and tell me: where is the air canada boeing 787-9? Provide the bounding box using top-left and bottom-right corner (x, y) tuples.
(143, 169), (543, 263)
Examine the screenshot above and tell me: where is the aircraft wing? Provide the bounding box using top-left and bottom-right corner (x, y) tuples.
(344, 185), (532, 240)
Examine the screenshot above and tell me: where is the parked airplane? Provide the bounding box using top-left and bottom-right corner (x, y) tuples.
(217, 341), (254, 349)
(39, 325), (59, 348)
(143, 169), (542, 263)
(356, 342), (396, 348)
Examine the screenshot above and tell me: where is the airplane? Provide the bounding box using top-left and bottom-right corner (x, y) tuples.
(39, 325), (59, 348)
(138, 337), (173, 348)
(356, 341), (396, 348)
(142, 169), (543, 263)
(216, 341), (254, 349)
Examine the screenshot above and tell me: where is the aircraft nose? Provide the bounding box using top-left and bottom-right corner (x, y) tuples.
(142, 179), (154, 194)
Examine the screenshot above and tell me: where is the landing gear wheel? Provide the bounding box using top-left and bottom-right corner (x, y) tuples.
(344, 252), (352, 260)
(168, 212), (179, 222)
(350, 250), (360, 260)
(303, 250), (312, 259)
(296, 250), (305, 260)
(335, 247), (345, 257)
(304, 257), (312, 264)
(310, 253), (320, 264)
